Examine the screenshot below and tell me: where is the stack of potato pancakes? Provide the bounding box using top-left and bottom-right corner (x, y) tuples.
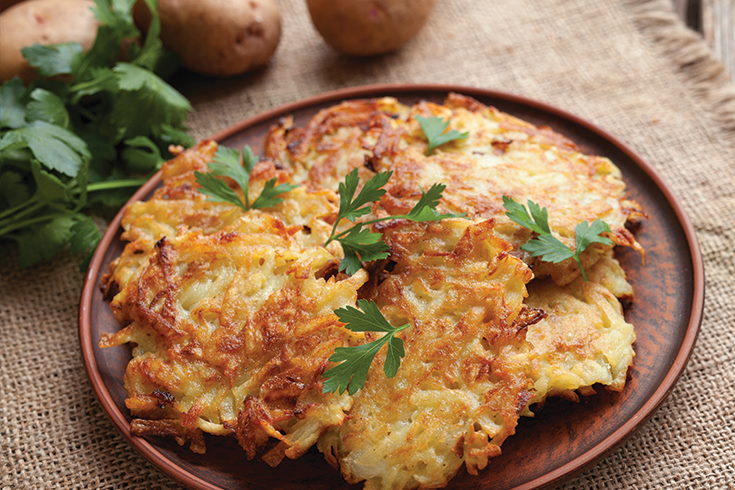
(102, 94), (642, 489)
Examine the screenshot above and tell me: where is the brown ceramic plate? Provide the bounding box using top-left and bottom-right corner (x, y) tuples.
(79, 84), (704, 489)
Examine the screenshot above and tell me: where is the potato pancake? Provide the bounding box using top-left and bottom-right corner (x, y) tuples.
(319, 219), (541, 489)
(103, 94), (641, 489)
(265, 93), (644, 285)
(509, 251), (636, 405)
(102, 143), (368, 463)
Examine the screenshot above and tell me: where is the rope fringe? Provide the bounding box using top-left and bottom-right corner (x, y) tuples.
(631, 0), (735, 133)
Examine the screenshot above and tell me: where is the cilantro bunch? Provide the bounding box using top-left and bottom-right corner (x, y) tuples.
(0, 0), (192, 267)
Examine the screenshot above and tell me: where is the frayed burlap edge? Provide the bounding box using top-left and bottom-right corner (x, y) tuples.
(630, 0), (735, 135)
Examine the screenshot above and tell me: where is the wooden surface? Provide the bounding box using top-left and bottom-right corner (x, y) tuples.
(673, 0), (735, 74)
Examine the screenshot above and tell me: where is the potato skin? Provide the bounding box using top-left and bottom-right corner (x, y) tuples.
(135, 0), (281, 77)
(306, 0), (437, 56)
(0, 0), (97, 82)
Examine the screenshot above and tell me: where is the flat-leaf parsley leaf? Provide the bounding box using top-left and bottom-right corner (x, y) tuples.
(324, 169), (464, 274)
(0, 0), (192, 269)
(415, 115), (469, 155)
(322, 299), (411, 395)
(194, 145), (298, 211)
(502, 196), (613, 281)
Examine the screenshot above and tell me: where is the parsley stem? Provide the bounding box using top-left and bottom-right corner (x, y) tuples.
(325, 219), (342, 246)
(574, 255), (588, 281)
(0, 179), (144, 229)
(0, 201), (45, 231)
(330, 215), (408, 242)
(0, 212), (67, 237)
(86, 179), (148, 192)
(5, 200), (44, 223)
(0, 197), (39, 221)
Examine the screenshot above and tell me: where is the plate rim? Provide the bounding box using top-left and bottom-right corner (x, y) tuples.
(78, 83), (704, 490)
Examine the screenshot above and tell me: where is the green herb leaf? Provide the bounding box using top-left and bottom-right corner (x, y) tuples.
(322, 342), (383, 396)
(0, 171), (31, 208)
(132, 0), (166, 71)
(70, 214), (102, 269)
(337, 169), (392, 223)
(18, 121), (91, 177)
(0, 0), (191, 269)
(521, 234), (574, 263)
(114, 63), (190, 111)
(401, 183), (463, 222)
(337, 227), (390, 275)
(194, 171), (245, 209)
(121, 136), (162, 173)
(69, 67), (117, 99)
(26, 89), (70, 128)
(208, 145), (252, 207)
(573, 219), (613, 281)
(336, 299), (397, 332)
(0, 78), (27, 129)
(251, 178), (299, 209)
(21, 43), (84, 77)
(76, 0), (137, 76)
(383, 336), (406, 378)
(575, 219), (613, 253)
(415, 115), (469, 155)
(323, 299), (410, 395)
(157, 123), (194, 148)
(502, 195), (549, 235)
(13, 214), (76, 267)
(503, 196), (613, 281)
(31, 160), (69, 203)
(90, 0), (137, 34)
(326, 171), (460, 274)
(102, 63), (190, 141)
(195, 145), (296, 211)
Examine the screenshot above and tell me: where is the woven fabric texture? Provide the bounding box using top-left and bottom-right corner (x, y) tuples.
(1, 0), (733, 487)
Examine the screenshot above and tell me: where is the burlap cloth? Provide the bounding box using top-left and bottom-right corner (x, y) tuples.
(2, 0), (733, 487)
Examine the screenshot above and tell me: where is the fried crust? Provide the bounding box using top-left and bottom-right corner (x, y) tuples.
(318, 220), (541, 489)
(264, 94), (644, 285)
(101, 142), (367, 461)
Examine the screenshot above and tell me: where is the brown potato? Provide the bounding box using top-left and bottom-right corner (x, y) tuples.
(306, 0), (437, 56)
(0, 0), (97, 82)
(135, 0), (281, 77)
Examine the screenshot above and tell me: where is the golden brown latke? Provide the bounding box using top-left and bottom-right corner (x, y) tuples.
(102, 142), (367, 462)
(264, 93), (644, 285)
(102, 93), (641, 489)
(319, 219), (540, 489)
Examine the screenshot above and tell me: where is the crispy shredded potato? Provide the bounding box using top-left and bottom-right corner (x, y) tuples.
(509, 251), (636, 405)
(264, 93), (644, 285)
(318, 219), (540, 489)
(102, 93), (641, 490)
(102, 142), (367, 462)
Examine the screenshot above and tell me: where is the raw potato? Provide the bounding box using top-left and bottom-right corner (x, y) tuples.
(0, 0), (97, 82)
(135, 0), (281, 77)
(306, 0), (437, 56)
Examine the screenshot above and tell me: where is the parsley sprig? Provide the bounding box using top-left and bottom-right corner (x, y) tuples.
(0, 0), (192, 268)
(324, 169), (461, 275)
(502, 196), (613, 281)
(323, 299), (411, 395)
(194, 145), (297, 211)
(415, 115), (469, 155)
